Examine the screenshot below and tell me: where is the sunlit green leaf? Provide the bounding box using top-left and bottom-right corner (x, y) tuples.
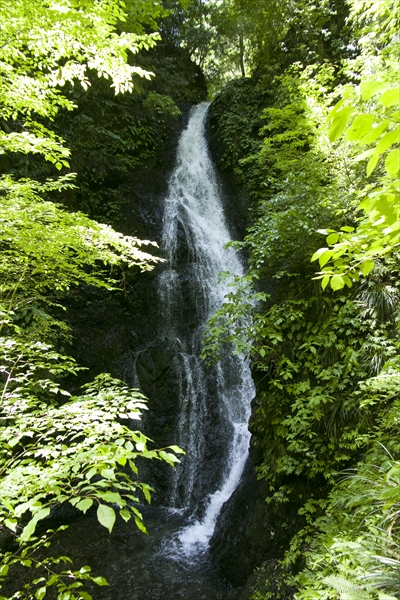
(75, 499), (93, 514)
(92, 577), (108, 587)
(379, 86), (400, 107)
(385, 148), (400, 177)
(330, 275), (344, 290)
(96, 504), (116, 534)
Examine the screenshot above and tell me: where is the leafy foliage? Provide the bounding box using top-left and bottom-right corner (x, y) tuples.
(0, 1), (187, 598)
(204, 0), (400, 597)
(312, 77), (400, 291)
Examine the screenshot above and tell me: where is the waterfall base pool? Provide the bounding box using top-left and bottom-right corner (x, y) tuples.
(46, 507), (233, 599)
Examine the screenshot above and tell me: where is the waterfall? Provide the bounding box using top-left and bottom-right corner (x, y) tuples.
(159, 102), (255, 555)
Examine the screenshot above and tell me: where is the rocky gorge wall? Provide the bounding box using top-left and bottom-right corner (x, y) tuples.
(62, 59), (305, 597)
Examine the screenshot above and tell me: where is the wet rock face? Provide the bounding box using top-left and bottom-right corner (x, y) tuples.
(66, 92), (254, 510)
(209, 453), (305, 590)
(226, 559), (297, 600)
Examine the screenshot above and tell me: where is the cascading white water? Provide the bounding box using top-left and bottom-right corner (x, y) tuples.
(159, 102), (255, 555)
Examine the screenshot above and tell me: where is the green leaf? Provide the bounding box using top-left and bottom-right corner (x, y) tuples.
(22, 559), (32, 567)
(96, 504), (116, 533)
(360, 119), (390, 143)
(141, 484), (152, 504)
(354, 148), (377, 162)
(326, 233), (339, 245)
(92, 577), (108, 587)
(329, 107), (354, 142)
(360, 80), (388, 100)
(344, 114), (374, 141)
(168, 445), (185, 454)
(367, 153), (380, 176)
(134, 516), (148, 534)
(159, 450), (180, 463)
(385, 148), (400, 177)
(98, 491), (124, 506)
(75, 499), (93, 514)
(330, 275), (344, 291)
(85, 467), (97, 481)
(359, 260), (374, 276)
(35, 587), (47, 600)
(100, 468), (115, 480)
(311, 247), (329, 262)
(21, 507), (51, 541)
(79, 566), (91, 574)
(375, 127), (400, 154)
(321, 275), (330, 290)
(119, 508), (131, 522)
(319, 250), (334, 268)
(4, 518), (17, 532)
(379, 86), (400, 107)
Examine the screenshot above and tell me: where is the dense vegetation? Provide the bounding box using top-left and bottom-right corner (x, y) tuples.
(0, 2), (186, 598)
(0, 0), (399, 599)
(201, 0), (400, 597)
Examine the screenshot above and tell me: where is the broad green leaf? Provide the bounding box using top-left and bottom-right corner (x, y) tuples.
(326, 233), (339, 245)
(119, 508), (131, 522)
(100, 468), (115, 480)
(319, 250), (334, 268)
(330, 275), (344, 291)
(366, 153), (380, 176)
(79, 566), (91, 574)
(22, 559), (32, 567)
(92, 577), (109, 587)
(311, 247), (329, 262)
(141, 484), (152, 504)
(360, 80), (388, 100)
(329, 107), (354, 142)
(35, 588), (47, 600)
(75, 498), (93, 514)
(159, 450), (180, 463)
(0, 565), (9, 577)
(21, 507), (50, 541)
(354, 148), (377, 162)
(85, 467), (97, 481)
(360, 119), (390, 143)
(321, 275), (330, 290)
(386, 466), (400, 481)
(385, 148), (400, 177)
(98, 491), (124, 506)
(379, 86), (400, 107)
(20, 520), (37, 542)
(344, 114), (374, 141)
(4, 518), (17, 532)
(375, 127), (400, 154)
(96, 504), (116, 533)
(359, 260), (374, 276)
(343, 275), (353, 288)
